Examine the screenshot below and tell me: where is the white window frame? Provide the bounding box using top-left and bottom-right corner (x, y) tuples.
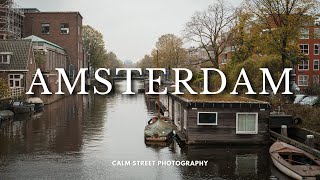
(197, 112), (218, 126)
(315, 28), (320, 39)
(300, 28), (309, 39)
(313, 75), (319, 85)
(60, 23), (70, 35)
(183, 109), (187, 130)
(315, 16), (320, 26)
(298, 75), (309, 86)
(314, 59), (319, 70)
(298, 60), (309, 71)
(315, 44), (320, 55)
(222, 53), (227, 64)
(299, 44), (309, 55)
(236, 112), (258, 134)
(174, 101), (182, 130)
(0, 52), (12, 64)
(8, 74), (23, 88)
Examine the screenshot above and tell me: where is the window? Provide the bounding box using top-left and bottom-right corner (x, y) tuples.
(8, 74), (23, 88)
(60, 23), (69, 34)
(197, 112), (218, 125)
(314, 60), (319, 70)
(298, 60), (309, 70)
(315, 16), (320, 26)
(0, 52), (12, 64)
(315, 28), (320, 39)
(236, 113), (258, 134)
(174, 102), (182, 130)
(298, 75), (309, 86)
(315, 44), (319, 55)
(41, 23), (50, 34)
(183, 110), (187, 130)
(300, 44), (309, 55)
(313, 75), (319, 85)
(222, 54), (227, 64)
(300, 28), (309, 39)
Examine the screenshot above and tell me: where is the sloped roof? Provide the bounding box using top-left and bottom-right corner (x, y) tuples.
(24, 35), (64, 50)
(0, 39), (32, 71)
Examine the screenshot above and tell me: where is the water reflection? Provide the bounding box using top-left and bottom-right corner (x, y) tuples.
(0, 80), (289, 179)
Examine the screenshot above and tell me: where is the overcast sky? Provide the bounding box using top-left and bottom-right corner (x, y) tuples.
(17, 0), (241, 62)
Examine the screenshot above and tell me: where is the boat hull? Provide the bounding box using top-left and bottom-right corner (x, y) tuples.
(0, 110), (14, 124)
(14, 106), (35, 114)
(271, 155), (303, 179)
(145, 136), (168, 142)
(144, 118), (173, 142)
(34, 103), (44, 112)
(145, 132), (173, 142)
(270, 141), (320, 180)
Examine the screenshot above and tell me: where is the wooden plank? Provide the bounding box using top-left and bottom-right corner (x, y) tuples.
(270, 130), (320, 158)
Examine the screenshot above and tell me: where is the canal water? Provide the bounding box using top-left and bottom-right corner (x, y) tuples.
(0, 80), (289, 180)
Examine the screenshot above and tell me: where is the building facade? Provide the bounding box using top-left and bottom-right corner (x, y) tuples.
(23, 11), (85, 79)
(296, 18), (320, 88)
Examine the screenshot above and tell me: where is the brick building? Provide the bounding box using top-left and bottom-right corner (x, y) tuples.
(217, 16), (320, 89)
(23, 35), (69, 104)
(23, 11), (86, 80)
(296, 18), (320, 88)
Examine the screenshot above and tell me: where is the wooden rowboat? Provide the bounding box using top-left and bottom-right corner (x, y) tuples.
(270, 140), (320, 180)
(144, 117), (173, 142)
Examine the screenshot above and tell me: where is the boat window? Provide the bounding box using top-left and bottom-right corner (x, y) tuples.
(13, 102), (21, 106)
(236, 113), (258, 134)
(197, 112), (218, 125)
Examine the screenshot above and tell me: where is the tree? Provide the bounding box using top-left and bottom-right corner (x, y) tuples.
(82, 25), (107, 69)
(135, 55), (153, 69)
(230, 8), (257, 62)
(135, 55), (154, 76)
(151, 34), (186, 68)
(0, 78), (8, 99)
(245, 0), (320, 69)
(106, 52), (123, 68)
(184, 0), (235, 68)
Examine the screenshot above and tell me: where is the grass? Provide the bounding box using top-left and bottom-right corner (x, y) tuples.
(177, 93), (268, 103)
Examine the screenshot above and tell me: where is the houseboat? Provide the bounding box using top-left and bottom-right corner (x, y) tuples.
(159, 93), (271, 144)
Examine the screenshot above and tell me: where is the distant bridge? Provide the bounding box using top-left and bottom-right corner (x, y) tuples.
(111, 76), (147, 80)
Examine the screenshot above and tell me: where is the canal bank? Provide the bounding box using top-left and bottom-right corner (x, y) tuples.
(0, 80), (289, 179)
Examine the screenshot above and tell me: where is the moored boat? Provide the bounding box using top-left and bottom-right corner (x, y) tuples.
(10, 101), (35, 114)
(0, 110), (14, 124)
(26, 97), (44, 112)
(270, 140), (320, 180)
(144, 117), (173, 142)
